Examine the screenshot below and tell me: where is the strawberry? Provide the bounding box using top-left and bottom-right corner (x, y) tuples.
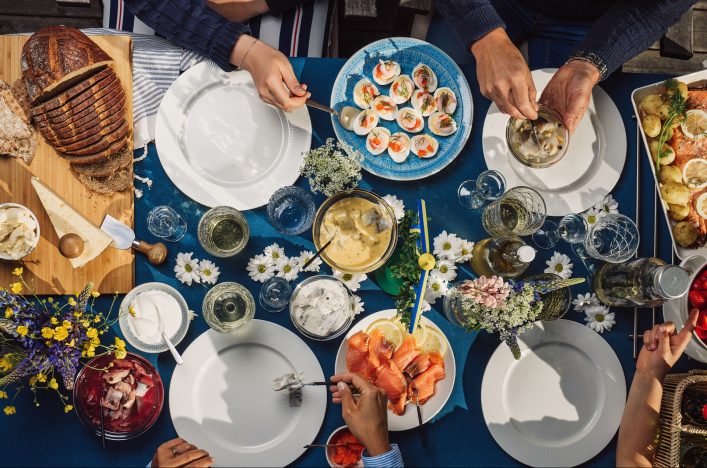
(692, 279), (707, 291)
(697, 311), (707, 330)
(696, 326), (707, 341)
(698, 268), (707, 282)
(690, 290), (707, 309)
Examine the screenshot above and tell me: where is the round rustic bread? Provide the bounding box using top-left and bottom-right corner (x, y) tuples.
(37, 74), (121, 120)
(34, 89), (125, 130)
(70, 144), (132, 178)
(54, 118), (127, 153)
(73, 166), (133, 194)
(61, 136), (129, 165)
(29, 67), (113, 116)
(21, 26), (113, 104)
(39, 105), (126, 148)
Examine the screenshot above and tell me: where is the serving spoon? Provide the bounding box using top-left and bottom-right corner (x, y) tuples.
(305, 99), (359, 131)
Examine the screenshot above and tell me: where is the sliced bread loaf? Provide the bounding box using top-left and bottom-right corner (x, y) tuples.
(33, 73), (120, 120)
(40, 106), (126, 148)
(70, 144), (132, 178)
(73, 166), (133, 194)
(34, 90), (125, 130)
(62, 135), (129, 165)
(29, 66), (114, 116)
(53, 117), (127, 153)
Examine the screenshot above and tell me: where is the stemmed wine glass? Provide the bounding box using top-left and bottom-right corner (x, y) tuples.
(457, 170), (506, 210)
(532, 213), (589, 249)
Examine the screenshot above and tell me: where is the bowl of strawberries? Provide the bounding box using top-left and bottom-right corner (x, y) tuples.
(686, 256), (707, 345)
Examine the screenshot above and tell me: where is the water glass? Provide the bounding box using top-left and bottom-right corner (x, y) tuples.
(583, 213), (639, 263)
(147, 206), (187, 242)
(198, 206), (249, 258)
(532, 219), (560, 249)
(267, 186), (316, 235)
(457, 170), (506, 209)
(558, 214), (588, 244)
(259, 276), (292, 313)
(528, 273), (571, 320)
(482, 186), (546, 236)
(202, 282), (255, 334)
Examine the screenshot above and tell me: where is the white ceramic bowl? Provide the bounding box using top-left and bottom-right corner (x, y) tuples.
(325, 425), (364, 468)
(680, 254), (707, 349)
(0, 203), (40, 261)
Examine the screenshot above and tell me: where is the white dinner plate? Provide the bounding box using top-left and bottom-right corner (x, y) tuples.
(334, 309), (456, 431)
(481, 319), (626, 467)
(170, 320), (326, 467)
(482, 69), (627, 216)
(155, 61), (311, 210)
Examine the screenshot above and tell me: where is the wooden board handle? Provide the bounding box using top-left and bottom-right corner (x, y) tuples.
(133, 240), (167, 265)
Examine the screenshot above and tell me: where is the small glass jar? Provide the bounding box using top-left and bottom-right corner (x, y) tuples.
(197, 206), (249, 258)
(267, 186), (316, 236)
(506, 104), (569, 168)
(289, 275), (355, 341)
(203, 282), (255, 333)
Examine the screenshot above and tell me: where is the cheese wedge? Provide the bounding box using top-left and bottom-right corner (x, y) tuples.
(30, 177), (112, 268)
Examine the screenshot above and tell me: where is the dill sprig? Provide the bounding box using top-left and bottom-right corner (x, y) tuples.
(655, 79), (687, 171)
(390, 210), (421, 327)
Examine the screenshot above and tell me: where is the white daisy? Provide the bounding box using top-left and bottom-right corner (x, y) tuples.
(198, 259), (220, 284)
(584, 305), (615, 333)
(456, 239), (475, 263)
(352, 295), (365, 315)
(276, 257), (300, 281)
(333, 269), (368, 292)
(433, 231), (462, 261)
(297, 250), (322, 273)
(598, 194), (619, 214)
(188, 310), (198, 321)
(421, 300), (432, 312)
(544, 252), (573, 279)
(174, 252), (201, 285)
(582, 207), (606, 227)
(425, 274), (449, 304)
(572, 292), (599, 312)
(247, 254), (275, 283)
(433, 259), (457, 282)
(264, 243), (286, 263)
(382, 194), (405, 222)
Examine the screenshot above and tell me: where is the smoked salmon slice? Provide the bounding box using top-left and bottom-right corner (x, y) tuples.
(375, 362), (408, 416)
(367, 328), (394, 379)
(403, 353), (430, 378)
(392, 335), (419, 372)
(346, 331), (370, 379)
(413, 363), (445, 405)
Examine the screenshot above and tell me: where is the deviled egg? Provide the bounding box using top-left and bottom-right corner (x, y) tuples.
(372, 60), (401, 85)
(412, 63), (437, 92)
(428, 112), (457, 136)
(366, 127), (391, 155)
(411, 89), (436, 117)
(388, 132), (411, 163)
(434, 87), (457, 114)
(389, 75), (414, 105)
(396, 107), (424, 133)
(353, 78), (380, 109)
(411, 134), (439, 158)
(353, 109), (379, 136)
(370, 95), (398, 121)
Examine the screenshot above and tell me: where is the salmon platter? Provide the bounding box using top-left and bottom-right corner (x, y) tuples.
(335, 310), (456, 431)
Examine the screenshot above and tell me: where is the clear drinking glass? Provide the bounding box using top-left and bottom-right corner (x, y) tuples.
(583, 213), (639, 263)
(457, 170), (506, 209)
(532, 219), (560, 249)
(147, 206), (187, 242)
(259, 276), (292, 313)
(482, 186), (546, 236)
(197, 206), (249, 258)
(267, 186), (316, 236)
(527, 273), (571, 320)
(558, 214), (588, 244)
(202, 282), (255, 333)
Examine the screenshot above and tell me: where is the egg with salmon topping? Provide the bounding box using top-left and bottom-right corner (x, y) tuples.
(434, 87), (457, 114)
(411, 134), (439, 158)
(366, 127), (391, 155)
(372, 60), (401, 85)
(388, 132), (411, 163)
(371, 95), (398, 121)
(428, 111), (457, 136)
(353, 109), (380, 136)
(396, 107), (424, 133)
(412, 63), (437, 92)
(389, 75), (414, 104)
(411, 90), (436, 117)
(353, 78), (380, 109)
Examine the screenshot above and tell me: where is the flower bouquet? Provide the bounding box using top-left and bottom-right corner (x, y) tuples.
(0, 269), (126, 415)
(444, 275), (583, 359)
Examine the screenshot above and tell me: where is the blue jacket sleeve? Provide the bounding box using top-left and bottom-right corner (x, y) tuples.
(435, 0), (505, 50)
(361, 444), (404, 468)
(122, 0), (251, 71)
(573, 0), (698, 76)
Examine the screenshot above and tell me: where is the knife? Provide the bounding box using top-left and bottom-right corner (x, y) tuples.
(100, 215), (168, 266)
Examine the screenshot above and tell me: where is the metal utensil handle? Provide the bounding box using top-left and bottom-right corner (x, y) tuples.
(306, 98), (337, 115)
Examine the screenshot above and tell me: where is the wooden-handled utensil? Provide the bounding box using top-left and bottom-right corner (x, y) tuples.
(100, 215), (167, 265)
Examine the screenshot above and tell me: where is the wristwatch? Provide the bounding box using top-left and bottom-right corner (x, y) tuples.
(566, 51), (608, 81)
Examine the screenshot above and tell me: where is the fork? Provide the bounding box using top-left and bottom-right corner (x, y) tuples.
(404, 371), (427, 448)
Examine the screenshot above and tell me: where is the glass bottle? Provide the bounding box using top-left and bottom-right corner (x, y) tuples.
(592, 257), (689, 307)
(470, 236), (536, 279)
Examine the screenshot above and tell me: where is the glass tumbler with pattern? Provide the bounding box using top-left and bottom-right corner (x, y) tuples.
(482, 186), (546, 236)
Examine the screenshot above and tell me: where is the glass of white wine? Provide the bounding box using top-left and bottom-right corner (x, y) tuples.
(197, 206), (249, 258)
(482, 186), (546, 236)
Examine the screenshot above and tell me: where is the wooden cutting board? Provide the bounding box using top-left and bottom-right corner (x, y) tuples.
(0, 35), (134, 295)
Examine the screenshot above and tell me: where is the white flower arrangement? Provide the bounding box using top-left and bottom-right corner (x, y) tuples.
(276, 257), (301, 282)
(333, 269), (368, 292)
(247, 254), (275, 283)
(174, 253), (221, 285)
(248, 244), (319, 283)
(198, 259), (220, 285)
(583, 304), (615, 333)
(298, 250), (322, 273)
(596, 194), (619, 215)
(572, 292), (600, 312)
(544, 252), (573, 280)
(582, 206), (606, 227)
(433, 231), (462, 261)
(433, 259), (458, 282)
(353, 295), (365, 315)
(382, 194), (405, 222)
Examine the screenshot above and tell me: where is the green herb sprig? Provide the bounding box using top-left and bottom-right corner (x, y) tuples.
(389, 210), (421, 327)
(655, 79), (687, 171)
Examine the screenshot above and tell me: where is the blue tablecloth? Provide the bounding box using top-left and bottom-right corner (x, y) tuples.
(3, 58), (706, 467)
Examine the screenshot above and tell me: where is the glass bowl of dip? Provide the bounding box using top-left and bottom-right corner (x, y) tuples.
(118, 283), (190, 354)
(312, 189), (398, 274)
(290, 275), (355, 341)
(73, 352), (164, 441)
(506, 105), (569, 168)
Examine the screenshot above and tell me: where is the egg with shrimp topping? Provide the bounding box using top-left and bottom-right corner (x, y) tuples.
(371, 95), (398, 121)
(434, 87), (457, 114)
(353, 109), (379, 136)
(411, 134), (439, 158)
(389, 75), (414, 104)
(366, 127), (391, 155)
(353, 78), (380, 109)
(372, 60), (401, 85)
(388, 132), (411, 163)
(428, 112), (457, 136)
(396, 107), (424, 133)
(411, 90), (436, 117)
(412, 63), (437, 92)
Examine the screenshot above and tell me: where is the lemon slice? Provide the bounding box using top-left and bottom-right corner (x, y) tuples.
(367, 320), (404, 350)
(418, 327), (447, 356)
(683, 158), (707, 190)
(412, 322), (428, 345)
(696, 193), (707, 220)
(681, 110), (707, 140)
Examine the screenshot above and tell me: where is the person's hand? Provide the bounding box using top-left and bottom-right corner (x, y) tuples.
(230, 35), (311, 111)
(206, 0), (269, 22)
(151, 438), (214, 467)
(539, 60), (600, 133)
(470, 28), (538, 120)
(637, 309), (699, 381)
(330, 373), (390, 457)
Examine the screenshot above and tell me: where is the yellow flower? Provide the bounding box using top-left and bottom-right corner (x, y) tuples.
(3, 406), (16, 415)
(73, 311), (82, 318)
(86, 328), (98, 339)
(36, 373), (47, 383)
(15, 325), (28, 337)
(62, 320), (72, 330)
(10, 283), (22, 294)
(4, 307), (12, 319)
(0, 391), (6, 398)
(48, 378), (58, 390)
(93, 317), (101, 323)
(80, 319), (89, 328)
(90, 337), (100, 347)
(53, 327), (68, 341)
(47, 297), (53, 303)
(0, 358), (10, 372)
(49, 317), (58, 325)
(114, 348), (127, 359)
(91, 291), (100, 298)
(40, 327), (54, 339)
(11, 267), (23, 276)
(68, 297), (77, 307)
(86, 348), (95, 358)
(114, 337), (126, 349)
(64, 405), (73, 413)
(67, 339), (75, 348)
(128, 306), (136, 317)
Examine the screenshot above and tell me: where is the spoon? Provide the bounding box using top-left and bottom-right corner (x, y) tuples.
(302, 238), (333, 271)
(305, 98), (359, 131)
(161, 329), (183, 365)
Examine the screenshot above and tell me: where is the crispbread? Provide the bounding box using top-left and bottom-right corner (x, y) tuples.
(73, 166), (133, 194)
(10, 79), (32, 122)
(70, 144), (132, 178)
(62, 136), (128, 165)
(32, 73), (120, 119)
(34, 90), (125, 130)
(37, 101), (126, 146)
(53, 117), (127, 153)
(29, 67), (113, 115)
(0, 132), (36, 165)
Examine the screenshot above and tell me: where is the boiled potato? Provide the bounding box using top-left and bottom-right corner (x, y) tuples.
(660, 182), (691, 205)
(667, 80), (689, 100)
(650, 140), (676, 165)
(640, 94), (663, 114)
(669, 113), (685, 130)
(674, 221), (698, 247)
(660, 165), (683, 184)
(669, 203), (690, 221)
(657, 103), (671, 120)
(642, 114), (662, 137)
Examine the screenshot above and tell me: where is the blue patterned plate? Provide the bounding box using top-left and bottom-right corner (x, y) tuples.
(331, 37), (473, 181)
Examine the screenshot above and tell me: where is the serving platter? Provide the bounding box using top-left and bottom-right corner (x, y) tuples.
(483, 68), (627, 216)
(331, 37), (472, 181)
(155, 61), (311, 210)
(334, 309), (456, 431)
(481, 319), (626, 467)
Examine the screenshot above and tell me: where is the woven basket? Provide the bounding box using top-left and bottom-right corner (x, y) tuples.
(655, 370), (707, 467)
